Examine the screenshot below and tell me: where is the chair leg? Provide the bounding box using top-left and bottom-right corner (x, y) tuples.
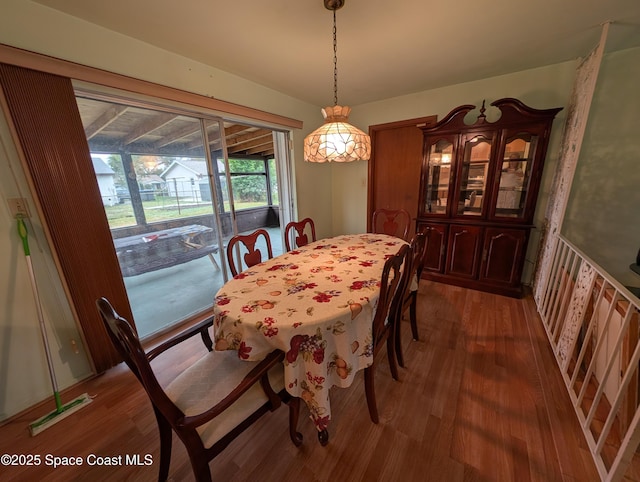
(395, 311), (405, 368)
(288, 397), (303, 447)
(199, 322), (214, 351)
(190, 456), (212, 482)
(364, 365), (379, 424)
(386, 333), (399, 381)
(154, 409), (172, 482)
(410, 292), (419, 341)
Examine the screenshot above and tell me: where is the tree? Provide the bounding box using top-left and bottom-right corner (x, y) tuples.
(107, 154), (125, 186)
(231, 176), (267, 203)
(228, 159), (268, 203)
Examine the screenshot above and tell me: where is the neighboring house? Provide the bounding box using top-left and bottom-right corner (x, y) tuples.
(138, 174), (165, 192)
(91, 156), (118, 206)
(160, 159), (207, 200)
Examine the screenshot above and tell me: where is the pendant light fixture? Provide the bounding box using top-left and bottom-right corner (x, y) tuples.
(303, 0), (371, 163)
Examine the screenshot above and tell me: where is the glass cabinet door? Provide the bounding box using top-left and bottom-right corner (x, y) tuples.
(456, 134), (491, 216)
(423, 138), (454, 215)
(495, 132), (539, 218)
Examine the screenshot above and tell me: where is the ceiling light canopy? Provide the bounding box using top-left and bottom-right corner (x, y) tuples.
(303, 0), (371, 163)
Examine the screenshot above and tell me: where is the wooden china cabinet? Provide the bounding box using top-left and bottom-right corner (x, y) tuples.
(417, 98), (562, 297)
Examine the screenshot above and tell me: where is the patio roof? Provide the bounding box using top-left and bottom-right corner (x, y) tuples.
(77, 96), (276, 159)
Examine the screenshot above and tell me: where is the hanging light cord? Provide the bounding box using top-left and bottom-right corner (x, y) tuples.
(332, 8), (338, 106)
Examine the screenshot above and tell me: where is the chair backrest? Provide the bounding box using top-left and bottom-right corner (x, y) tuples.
(371, 244), (411, 352)
(96, 297), (181, 421)
(414, 230), (430, 281)
(372, 208), (411, 240)
(284, 218), (316, 251)
(409, 231), (428, 288)
(96, 297), (291, 480)
(226, 229), (274, 276)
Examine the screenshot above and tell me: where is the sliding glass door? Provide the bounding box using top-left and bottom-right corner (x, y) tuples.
(77, 94), (289, 338)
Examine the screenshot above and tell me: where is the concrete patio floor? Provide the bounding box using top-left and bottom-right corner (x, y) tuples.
(124, 226), (284, 339)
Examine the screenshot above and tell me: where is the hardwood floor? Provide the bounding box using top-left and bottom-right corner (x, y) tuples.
(0, 281), (601, 481)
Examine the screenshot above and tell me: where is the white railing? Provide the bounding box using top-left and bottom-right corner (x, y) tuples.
(537, 234), (640, 481)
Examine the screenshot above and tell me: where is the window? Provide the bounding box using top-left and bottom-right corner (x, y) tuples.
(80, 95), (290, 339)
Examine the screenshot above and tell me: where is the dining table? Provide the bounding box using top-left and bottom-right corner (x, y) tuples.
(212, 233), (407, 443)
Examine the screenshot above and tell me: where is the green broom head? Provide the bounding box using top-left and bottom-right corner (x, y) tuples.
(29, 393), (92, 436)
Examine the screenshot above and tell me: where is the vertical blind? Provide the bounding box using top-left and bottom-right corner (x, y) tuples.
(0, 64), (130, 372)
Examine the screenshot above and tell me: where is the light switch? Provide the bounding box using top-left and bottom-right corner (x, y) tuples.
(8, 198), (30, 218)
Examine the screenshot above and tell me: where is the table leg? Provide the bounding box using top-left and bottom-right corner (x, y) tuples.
(207, 253), (220, 270)
(318, 429), (329, 446)
(288, 397), (303, 447)
(290, 396), (327, 446)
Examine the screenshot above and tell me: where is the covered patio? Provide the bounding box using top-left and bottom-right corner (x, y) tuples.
(125, 226), (284, 338)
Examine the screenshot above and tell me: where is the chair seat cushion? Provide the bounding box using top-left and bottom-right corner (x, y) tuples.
(164, 350), (284, 449)
(410, 273), (419, 292)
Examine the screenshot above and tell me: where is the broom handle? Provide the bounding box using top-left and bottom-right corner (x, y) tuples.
(17, 216), (62, 411)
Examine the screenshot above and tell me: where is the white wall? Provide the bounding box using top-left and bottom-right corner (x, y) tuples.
(563, 46), (640, 287)
(0, 111), (94, 421)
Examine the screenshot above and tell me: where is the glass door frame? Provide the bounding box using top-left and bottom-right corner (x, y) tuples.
(75, 83), (296, 338)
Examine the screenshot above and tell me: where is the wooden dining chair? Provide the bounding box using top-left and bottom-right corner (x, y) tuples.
(364, 243), (412, 424)
(284, 218), (316, 251)
(96, 297), (300, 482)
(226, 228), (273, 276)
(395, 230), (428, 368)
(372, 208), (411, 240)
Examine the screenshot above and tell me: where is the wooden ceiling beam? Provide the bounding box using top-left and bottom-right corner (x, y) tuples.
(226, 131), (272, 151)
(226, 128), (271, 146)
(152, 123), (200, 149)
(229, 135), (273, 151)
(246, 146), (274, 156)
(122, 113), (177, 146)
(223, 124), (252, 136)
(84, 104), (128, 140)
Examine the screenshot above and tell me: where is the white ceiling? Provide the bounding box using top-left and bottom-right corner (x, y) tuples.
(34, 0), (640, 106)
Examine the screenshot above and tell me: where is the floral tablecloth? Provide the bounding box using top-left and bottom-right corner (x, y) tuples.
(213, 233), (406, 431)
